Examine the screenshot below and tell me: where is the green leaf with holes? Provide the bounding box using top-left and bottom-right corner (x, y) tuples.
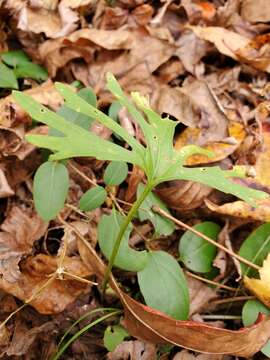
(33, 161), (69, 221)
(239, 223), (270, 277)
(104, 325), (129, 352)
(137, 251), (189, 320)
(104, 161), (128, 186)
(79, 186), (107, 211)
(98, 209), (148, 272)
(179, 222), (220, 273)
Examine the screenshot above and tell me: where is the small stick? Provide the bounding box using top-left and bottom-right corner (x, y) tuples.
(211, 296), (255, 305)
(68, 161), (97, 186)
(152, 206), (260, 271)
(186, 271), (237, 292)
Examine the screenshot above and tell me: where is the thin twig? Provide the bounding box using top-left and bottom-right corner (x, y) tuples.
(211, 296), (255, 305)
(152, 206), (260, 271)
(186, 271), (237, 292)
(68, 161), (97, 186)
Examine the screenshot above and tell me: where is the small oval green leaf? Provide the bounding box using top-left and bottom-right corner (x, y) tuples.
(79, 186), (107, 211)
(239, 223), (270, 277)
(137, 183), (175, 236)
(98, 209), (148, 272)
(138, 251), (189, 320)
(104, 325), (129, 352)
(179, 222), (220, 273)
(242, 299), (270, 356)
(104, 161), (128, 186)
(33, 161), (69, 221)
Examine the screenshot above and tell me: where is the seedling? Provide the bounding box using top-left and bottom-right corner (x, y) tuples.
(13, 73), (268, 320)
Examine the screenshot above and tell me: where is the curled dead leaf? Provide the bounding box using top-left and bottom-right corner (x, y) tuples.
(189, 26), (270, 73)
(155, 180), (212, 211)
(205, 197), (270, 222)
(244, 253), (270, 308)
(241, 0), (270, 23)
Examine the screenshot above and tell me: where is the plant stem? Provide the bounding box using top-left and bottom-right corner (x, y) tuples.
(102, 182), (153, 292)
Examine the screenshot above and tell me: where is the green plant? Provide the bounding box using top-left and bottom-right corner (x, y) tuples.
(0, 50), (48, 89)
(51, 307), (121, 360)
(13, 73), (268, 320)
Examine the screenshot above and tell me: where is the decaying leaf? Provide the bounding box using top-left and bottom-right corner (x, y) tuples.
(0, 253), (92, 314)
(241, 0), (270, 23)
(0, 205), (47, 283)
(244, 253), (270, 308)
(189, 26), (270, 73)
(107, 340), (156, 360)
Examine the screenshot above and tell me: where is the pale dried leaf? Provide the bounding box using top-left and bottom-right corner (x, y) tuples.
(241, 0), (270, 23)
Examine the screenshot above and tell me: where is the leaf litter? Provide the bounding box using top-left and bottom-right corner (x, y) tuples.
(1, 0), (270, 358)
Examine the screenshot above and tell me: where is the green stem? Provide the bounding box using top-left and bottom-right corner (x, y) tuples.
(102, 182), (153, 292)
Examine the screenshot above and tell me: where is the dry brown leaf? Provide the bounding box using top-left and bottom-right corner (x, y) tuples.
(155, 180), (212, 211)
(39, 28), (135, 76)
(188, 275), (216, 315)
(0, 168), (14, 198)
(107, 340), (156, 360)
(0, 254), (92, 314)
(174, 122), (245, 165)
(244, 253), (270, 308)
(0, 206), (48, 283)
(241, 0), (270, 23)
(188, 25), (250, 60)
(6, 320), (54, 356)
(0, 80), (62, 127)
(17, 2), (79, 38)
(78, 236), (270, 357)
(253, 123), (270, 188)
(175, 30), (210, 75)
(189, 25), (270, 73)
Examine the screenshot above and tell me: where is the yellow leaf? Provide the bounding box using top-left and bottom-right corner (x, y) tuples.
(244, 253), (270, 308)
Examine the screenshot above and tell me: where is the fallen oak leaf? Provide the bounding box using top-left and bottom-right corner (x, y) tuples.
(244, 253), (270, 308)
